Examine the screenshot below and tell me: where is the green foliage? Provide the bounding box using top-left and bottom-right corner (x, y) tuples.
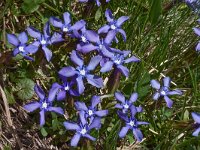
(40, 127), (48, 137)
(22, 0), (45, 14)
(15, 78), (35, 100)
(148, 0), (162, 24)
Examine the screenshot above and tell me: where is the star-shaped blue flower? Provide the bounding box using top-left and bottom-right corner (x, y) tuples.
(63, 111), (101, 147)
(7, 32), (38, 61)
(118, 106), (148, 141)
(27, 21), (63, 61)
(98, 9), (129, 42)
(58, 50), (103, 94)
(23, 85), (64, 126)
(150, 77), (182, 108)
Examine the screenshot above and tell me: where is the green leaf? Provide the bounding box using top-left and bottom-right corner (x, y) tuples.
(148, 0), (162, 24)
(22, 0), (45, 14)
(16, 78), (35, 100)
(4, 88), (15, 104)
(40, 127), (48, 137)
(95, 8), (102, 21)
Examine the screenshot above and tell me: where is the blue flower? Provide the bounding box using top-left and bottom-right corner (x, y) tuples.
(7, 32), (38, 61)
(50, 12), (86, 34)
(150, 77), (182, 108)
(193, 27), (200, 51)
(118, 106), (148, 141)
(79, 0), (110, 7)
(49, 78), (79, 101)
(63, 111), (101, 147)
(191, 112), (200, 136)
(75, 95), (108, 123)
(115, 92), (142, 113)
(23, 85), (64, 126)
(27, 21), (63, 62)
(100, 50), (140, 77)
(79, 30), (116, 56)
(58, 50), (103, 94)
(185, 0), (200, 14)
(98, 9), (129, 42)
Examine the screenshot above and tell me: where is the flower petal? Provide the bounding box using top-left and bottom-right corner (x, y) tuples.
(104, 30), (116, 44)
(150, 80), (160, 90)
(70, 50), (84, 67)
(105, 9), (114, 22)
(133, 128), (143, 142)
(84, 134), (96, 141)
(48, 107), (64, 115)
(49, 17), (63, 28)
(193, 27), (200, 36)
(129, 93), (138, 103)
(137, 121), (149, 125)
(167, 90), (182, 95)
(40, 109), (45, 126)
(80, 44), (98, 53)
(27, 26), (41, 39)
(115, 92), (125, 103)
(63, 12), (71, 25)
(75, 101), (88, 111)
(18, 32), (28, 44)
(70, 20), (86, 31)
(164, 96), (173, 108)
(117, 65), (129, 77)
(91, 96), (101, 108)
(85, 30), (100, 43)
(117, 29), (126, 41)
(76, 76), (85, 94)
(43, 22), (50, 38)
(24, 102), (41, 112)
(192, 112), (200, 124)
(25, 44), (38, 54)
(95, 110), (108, 117)
(87, 55), (102, 71)
(59, 67), (76, 78)
(48, 83), (61, 102)
(100, 61), (113, 72)
(124, 55), (140, 63)
(63, 122), (80, 130)
(42, 46), (52, 62)
(7, 34), (19, 46)
(153, 92), (160, 100)
(86, 75), (104, 88)
(79, 110), (87, 126)
(130, 105), (137, 117)
(117, 111), (129, 122)
(13, 48), (19, 56)
(57, 90), (66, 101)
(163, 77), (171, 87)
(116, 16), (129, 27)
(196, 42), (200, 51)
(192, 127), (200, 137)
(88, 117), (101, 130)
(71, 133), (81, 147)
(34, 85), (45, 100)
(115, 103), (123, 109)
(51, 32), (64, 44)
(98, 25), (110, 34)
(119, 126), (130, 138)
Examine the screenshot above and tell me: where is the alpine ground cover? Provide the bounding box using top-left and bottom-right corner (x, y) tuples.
(1, 0), (200, 149)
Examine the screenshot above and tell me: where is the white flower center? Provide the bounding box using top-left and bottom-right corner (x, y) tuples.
(111, 24), (116, 30)
(81, 36), (87, 43)
(129, 121), (135, 127)
(80, 69), (86, 76)
(41, 39), (46, 45)
(64, 86), (70, 91)
(63, 27), (69, 32)
(88, 110), (93, 116)
(114, 59), (121, 65)
(123, 104), (129, 109)
(42, 102), (48, 109)
(19, 46), (25, 52)
(99, 44), (103, 50)
(80, 128), (87, 135)
(161, 90), (166, 96)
